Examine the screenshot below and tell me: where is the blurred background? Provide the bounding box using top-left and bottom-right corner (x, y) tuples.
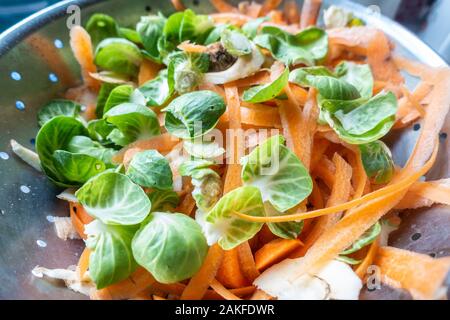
(0, 0), (449, 63)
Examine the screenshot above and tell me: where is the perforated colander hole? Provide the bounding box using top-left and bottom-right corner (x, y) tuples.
(48, 73), (58, 83)
(413, 123), (421, 131)
(54, 39), (64, 49)
(10, 71), (21, 81)
(0, 152), (9, 160)
(411, 233), (421, 241)
(145, 5), (152, 12)
(193, 0), (200, 6)
(440, 132), (448, 141)
(15, 101), (25, 111)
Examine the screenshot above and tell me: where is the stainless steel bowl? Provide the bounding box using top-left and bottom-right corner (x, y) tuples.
(0, 0), (448, 300)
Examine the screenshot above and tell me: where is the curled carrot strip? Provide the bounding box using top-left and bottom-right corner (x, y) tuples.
(181, 244), (224, 300)
(170, 0), (186, 11)
(210, 279), (242, 300)
(234, 143), (438, 223)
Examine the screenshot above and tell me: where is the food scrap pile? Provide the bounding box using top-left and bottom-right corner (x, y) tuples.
(16, 0), (450, 300)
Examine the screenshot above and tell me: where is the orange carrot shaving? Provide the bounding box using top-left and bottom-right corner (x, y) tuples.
(238, 1), (262, 18)
(255, 239), (303, 270)
(178, 41), (208, 53)
(234, 143), (438, 224)
(355, 237), (379, 279)
(312, 156), (335, 189)
(250, 289), (274, 300)
(260, 0), (283, 16)
(152, 295), (167, 300)
(176, 191), (197, 216)
(204, 286), (256, 300)
(284, 87), (319, 169)
(69, 26), (100, 90)
(309, 139), (330, 171)
(284, 0), (300, 25)
(216, 248), (250, 289)
(151, 282), (185, 296)
(309, 179), (325, 209)
(210, 0), (238, 13)
(237, 242), (260, 282)
(92, 268), (156, 300)
(223, 85), (243, 193)
(291, 153), (352, 258)
(181, 244), (224, 300)
(210, 279), (242, 300)
(268, 10), (286, 25)
(77, 247), (91, 281)
(220, 104), (281, 128)
(138, 59), (161, 86)
(70, 209), (85, 239)
(284, 142), (439, 281)
(397, 179), (450, 208)
(300, 0), (322, 29)
(374, 246), (450, 300)
(112, 133), (180, 164)
(367, 31), (404, 84)
(400, 85), (426, 118)
(210, 13), (251, 26)
(287, 84), (309, 105)
(170, 0), (186, 11)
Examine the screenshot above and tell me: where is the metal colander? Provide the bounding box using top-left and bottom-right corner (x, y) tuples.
(0, 0), (448, 299)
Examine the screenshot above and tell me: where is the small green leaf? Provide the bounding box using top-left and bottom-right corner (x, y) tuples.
(96, 83), (119, 118)
(164, 9), (213, 45)
(136, 15), (166, 63)
(75, 171), (151, 225)
(94, 38), (143, 77)
(242, 17), (269, 39)
(290, 65), (397, 145)
(334, 61), (373, 99)
(221, 29), (252, 57)
(86, 14), (120, 47)
(204, 24), (235, 45)
(242, 68), (289, 103)
(119, 27), (142, 44)
(36, 116), (89, 186)
(85, 220), (138, 289)
(359, 141), (395, 184)
(241, 135), (313, 212)
(148, 190), (180, 212)
(336, 255), (362, 265)
(104, 103), (160, 146)
(139, 69), (174, 107)
(126, 150), (173, 190)
(289, 67), (360, 100)
(264, 202), (304, 240)
(53, 150), (106, 184)
(254, 26), (328, 66)
(87, 119), (115, 143)
(163, 90), (226, 139)
(341, 222), (381, 255)
(132, 212), (208, 284)
(204, 186), (264, 250)
(37, 100), (83, 127)
(103, 84), (134, 114)
(67, 135), (116, 165)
